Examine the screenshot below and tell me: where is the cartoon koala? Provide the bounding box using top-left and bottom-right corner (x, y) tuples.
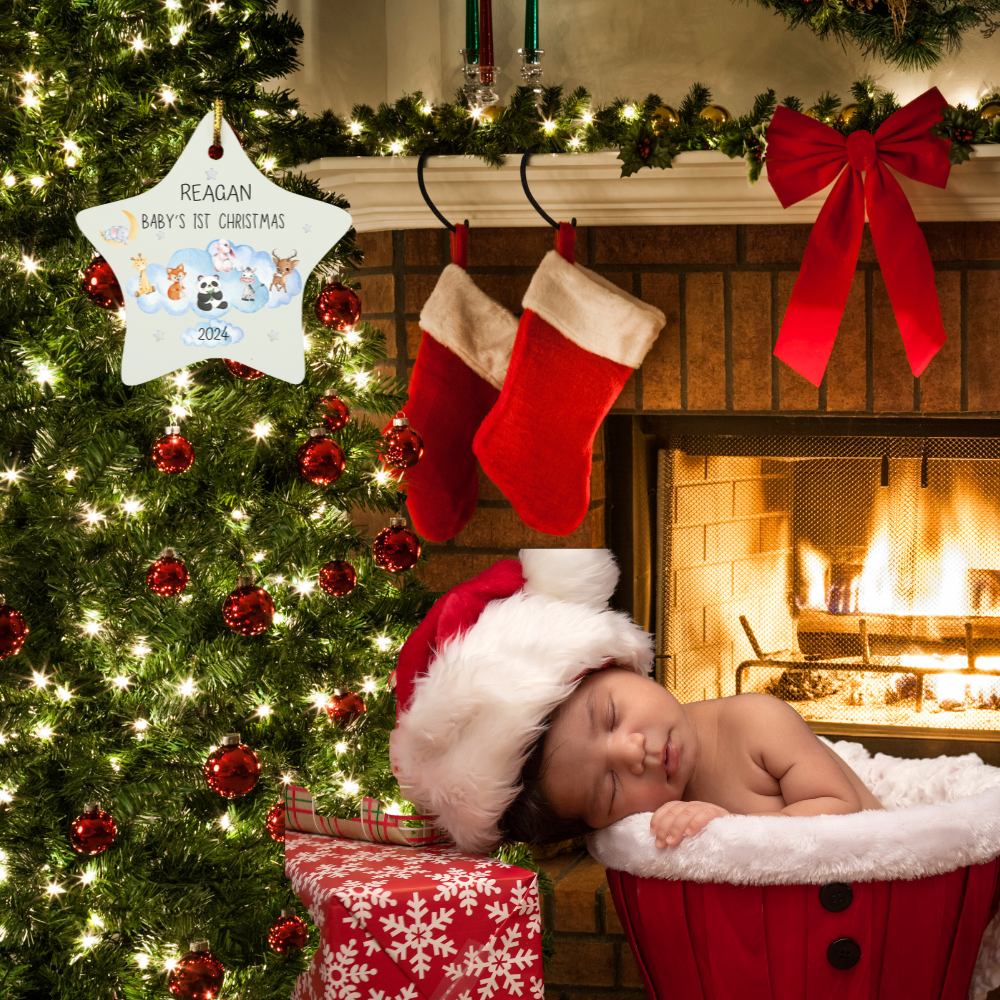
(196, 274), (228, 311)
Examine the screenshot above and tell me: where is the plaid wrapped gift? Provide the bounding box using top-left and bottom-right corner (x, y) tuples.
(284, 785), (451, 848)
(285, 831), (544, 1000)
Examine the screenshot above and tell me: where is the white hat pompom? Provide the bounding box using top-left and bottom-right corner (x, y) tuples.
(519, 547), (620, 608)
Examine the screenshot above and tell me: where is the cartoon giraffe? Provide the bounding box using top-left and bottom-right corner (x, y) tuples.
(130, 253), (154, 296)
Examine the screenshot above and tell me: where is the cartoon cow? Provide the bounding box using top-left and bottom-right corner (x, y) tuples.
(239, 266), (257, 302)
(269, 249), (299, 293)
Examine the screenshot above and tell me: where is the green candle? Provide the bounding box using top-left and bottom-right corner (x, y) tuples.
(466, 0), (479, 59)
(524, 0), (539, 61)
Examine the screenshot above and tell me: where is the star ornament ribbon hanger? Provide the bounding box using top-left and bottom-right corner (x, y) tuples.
(76, 102), (352, 384)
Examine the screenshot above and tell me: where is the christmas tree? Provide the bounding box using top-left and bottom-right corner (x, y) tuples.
(0, 2), (428, 995)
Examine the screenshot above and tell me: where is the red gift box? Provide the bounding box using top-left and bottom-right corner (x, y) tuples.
(286, 831), (544, 1000)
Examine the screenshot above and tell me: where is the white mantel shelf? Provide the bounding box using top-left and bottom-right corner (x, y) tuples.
(299, 147), (1000, 233)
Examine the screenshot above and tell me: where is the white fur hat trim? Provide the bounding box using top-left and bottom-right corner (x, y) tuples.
(390, 549), (654, 853)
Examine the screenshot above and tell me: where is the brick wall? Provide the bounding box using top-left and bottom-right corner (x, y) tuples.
(536, 850), (646, 1000)
(664, 453), (795, 701)
(353, 222), (1000, 591)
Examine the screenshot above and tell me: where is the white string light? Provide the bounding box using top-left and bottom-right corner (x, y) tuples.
(388, 140), (404, 155)
(260, 155), (276, 171)
(45, 881), (65, 897)
(55, 685), (73, 703)
(252, 421), (270, 440)
(256, 704), (272, 718)
(621, 105), (637, 120)
(1, 467), (20, 483)
(421, 102), (433, 115)
(131, 36), (145, 52)
(373, 635), (392, 652)
(231, 509), (245, 521)
(310, 691), (329, 711)
(581, 110), (594, 124)
(79, 869), (97, 885)
(133, 718), (149, 732)
(32, 362), (55, 385)
(111, 675), (130, 690)
(132, 640), (150, 657)
(82, 508), (106, 528)
(82, 615), (102, 635)
(160, 87), (176, 105)
(349, 121), (363, 136)
(31, 670), (48, 688)
(19, 256), (38, 274)
(334, 741), (348, 754)
(134, 953), (150, 969)
(35, 723), (55, 740)
(363, 675), (379, 691)
(252, 551), (266, 563)
(120, 498), (143, 515)
(342, 778), (360, 795)
(293, 579), (314, 595)
(176, 677), (196, 698)
(63, 468), (78, 482)
(2, 174), (16, 187)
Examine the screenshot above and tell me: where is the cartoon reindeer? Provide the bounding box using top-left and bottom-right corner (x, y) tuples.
(269, 249), (299, 293)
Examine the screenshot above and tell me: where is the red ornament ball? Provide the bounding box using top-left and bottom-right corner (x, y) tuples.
(326, 689), (366, 727)
(146, 551), (188, 597)
(373, 520), (421, 573)
(222, 581), (274, 636)
(269, 912), (308, 955)
(208, 144), (224, 160)
(318, 560), (357, 597)
(314, 282), (361, 331)
(152, 429), (195, 474)
(297, 430), (346, 486)
(380, 413), (424, 470)
(168, 943), (225, 1000)
(81, 256), (124, 309)
(223, 359), (264, 381)
(0, 604), (29, 659)
(266, 801), (286, 843)
(320, 394), (350, 431)
(204, 734), (261, 798)
(70, 803), (117, 856)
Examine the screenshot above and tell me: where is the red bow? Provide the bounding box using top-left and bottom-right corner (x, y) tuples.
(766, 88), (952, 386)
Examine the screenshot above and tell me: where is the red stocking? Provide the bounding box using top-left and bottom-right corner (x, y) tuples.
(473, 237), (664, 536)
(404, 231), (517, 542)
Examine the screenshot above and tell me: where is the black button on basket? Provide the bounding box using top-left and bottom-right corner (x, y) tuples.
(819, 882), (853, 912)
(827, 937), (862, 970)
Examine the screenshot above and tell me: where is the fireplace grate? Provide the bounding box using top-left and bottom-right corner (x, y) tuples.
(655, 434), (1000, 734)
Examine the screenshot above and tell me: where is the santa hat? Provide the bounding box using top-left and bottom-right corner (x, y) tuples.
(389, 549), (654, 853)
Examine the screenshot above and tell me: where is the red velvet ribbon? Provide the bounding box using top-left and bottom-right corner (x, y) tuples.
(766, 88), (952, 387)
(555, 222), (575, 264)
(450, 222), (469, 269)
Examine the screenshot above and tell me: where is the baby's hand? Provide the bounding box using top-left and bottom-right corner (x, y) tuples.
(650, 800), (729, 848)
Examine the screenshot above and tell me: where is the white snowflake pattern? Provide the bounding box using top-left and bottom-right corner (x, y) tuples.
(380, 892), (458, 978)
(485, 881), (540, 936)
(432, 868), (502, 915)
(308, 939), (379, 1000)
(528, 977), (544, 1000)
(442, 925), (535, 1000)
(338, 885), (397, 929)
(367, 986), (419, 1000)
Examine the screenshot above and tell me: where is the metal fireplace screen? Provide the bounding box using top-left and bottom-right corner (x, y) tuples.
(656, 435), (1000, 734)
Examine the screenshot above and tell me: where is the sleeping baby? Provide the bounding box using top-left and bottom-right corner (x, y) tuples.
(389, 548), (882, 856)
(512, 667), (883, 849)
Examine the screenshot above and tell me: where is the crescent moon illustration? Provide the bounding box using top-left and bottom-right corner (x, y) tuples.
(124, 210), (139, 243)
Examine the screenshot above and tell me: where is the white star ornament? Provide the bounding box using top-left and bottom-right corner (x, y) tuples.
(75, 111), (351, 384)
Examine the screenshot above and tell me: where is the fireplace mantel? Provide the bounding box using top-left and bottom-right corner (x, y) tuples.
(301, 147), (1000, 233)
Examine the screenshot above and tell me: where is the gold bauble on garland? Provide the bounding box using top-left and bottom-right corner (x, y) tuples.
(979, 101), (1000, 122)
(651, 104), (679, 134)
(476, 105), (504, 124)
(698, 104), (731, 124)
(838, 104), (859, 124)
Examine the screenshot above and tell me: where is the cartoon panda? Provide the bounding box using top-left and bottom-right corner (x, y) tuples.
(196, 274), (228, 311)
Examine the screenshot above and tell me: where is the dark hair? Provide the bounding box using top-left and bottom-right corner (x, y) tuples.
(499, 726), (593, 846)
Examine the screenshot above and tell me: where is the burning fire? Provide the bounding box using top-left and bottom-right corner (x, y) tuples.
(797, 462), (1000, 714)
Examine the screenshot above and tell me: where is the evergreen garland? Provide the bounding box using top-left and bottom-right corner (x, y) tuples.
(744, 0), (1000, 70)
(308, 80), (1000, 183)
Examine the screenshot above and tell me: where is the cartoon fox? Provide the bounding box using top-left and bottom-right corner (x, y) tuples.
(167, 263), (187, 301)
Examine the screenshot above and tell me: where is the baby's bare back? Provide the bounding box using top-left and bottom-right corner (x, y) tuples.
(682, 693), (883, 816)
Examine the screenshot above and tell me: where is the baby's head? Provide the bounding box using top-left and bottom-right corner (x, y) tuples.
(501, 667), (693, 844)
(390, 550), (656, 853)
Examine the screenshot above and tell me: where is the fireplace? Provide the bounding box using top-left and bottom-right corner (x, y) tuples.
(608, 415), (1000, 750)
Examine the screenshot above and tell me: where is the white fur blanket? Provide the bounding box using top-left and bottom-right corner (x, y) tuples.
(587, 740), (1000, 999)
